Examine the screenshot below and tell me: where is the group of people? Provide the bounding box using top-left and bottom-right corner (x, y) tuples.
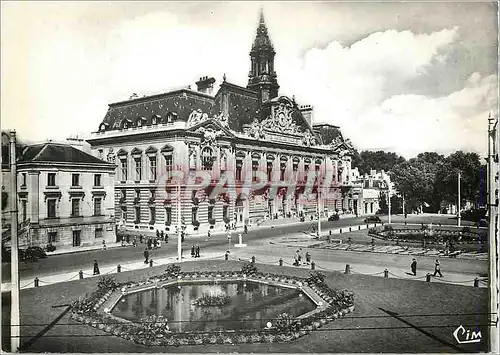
(410, 258), (443, 277)
(293, 249), (312, 266)
(191, 244), (201, 258)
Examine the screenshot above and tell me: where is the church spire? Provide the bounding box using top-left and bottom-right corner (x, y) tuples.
(247, 8), (279, 103)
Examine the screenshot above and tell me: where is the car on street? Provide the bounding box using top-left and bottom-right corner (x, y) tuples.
(364, 215), (382, 223)
(328, 214), (340, 221)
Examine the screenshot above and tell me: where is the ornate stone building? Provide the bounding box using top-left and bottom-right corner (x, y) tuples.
(15, 143), (116, 248)
(87, 10), (362, 235)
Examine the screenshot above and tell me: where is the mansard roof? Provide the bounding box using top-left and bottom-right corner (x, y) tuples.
(18, 143), (113, 167)
(100, 89), (217, 132)
(313, 123), (344, 145)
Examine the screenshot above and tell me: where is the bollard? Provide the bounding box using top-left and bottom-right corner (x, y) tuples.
(149, 259), (153, 268)
(384, 269), (388, 278)
(405, 221), (407, 225)
(79, 270), (84, 280)
(345, 264), (351, 274)
(474, 277), (479, 287)
(34, 277), (39, 287)
(426, 273), (431, 282)
(349, 227), (351, 232)
(117, 264), (122, 273)
(340, 228), (342, 234)
(279, 258), (283, 267)
(311, 261), (315, 270)
(225, 252), (229, 261)
(251, 256), (256, 264)
(358, 225), (361, 230)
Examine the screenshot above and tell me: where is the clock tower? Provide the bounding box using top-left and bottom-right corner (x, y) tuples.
(247, 8), (280, 103)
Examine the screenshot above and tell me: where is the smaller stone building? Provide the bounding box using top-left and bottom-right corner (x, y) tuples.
(15, 143), (116, 249)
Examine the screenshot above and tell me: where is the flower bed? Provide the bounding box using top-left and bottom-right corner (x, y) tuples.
(368, 226), (486, 244)
(70, 268), (354, 346)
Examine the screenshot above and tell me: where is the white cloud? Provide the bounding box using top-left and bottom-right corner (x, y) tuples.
(278, 27), (497, 158)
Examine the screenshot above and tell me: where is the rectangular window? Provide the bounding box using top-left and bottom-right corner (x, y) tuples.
(135, 206), (140, 223)
(280, 163), (286, 181)
(121, 207), (127, 222)
(71, 199), (80, 217)
(267, 162), (273, 182)
(252, 162), (259, 182)
(208, 205), (214, 220)
(47, 173), (56, 187)
(165, 155), (173, 180)
(135, 158), (142, 181)
(72, 174), (80, 187)
(98, 149), (103, 160)
(72, 230), (81, 247)
(120, 159), (128, 180)
(149, 157), (157, 181)
(149, 207), (156, 225)
(165, 207), (172, 224)
(21, 173), (27, 187)
(48, 232), (57, 243)
(95, 228), (103, 238)
(236, 160), (243, 182)
(192, 207), (198, 223)
(94, 174), (102, 187)
(94, 198), (102, 216)
(223, 205), (228, 219)
(47, 199), (56, 218)
(21, 200), (27, 222)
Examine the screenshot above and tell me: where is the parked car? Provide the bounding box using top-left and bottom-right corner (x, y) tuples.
(2, 246), (47, 263)
(364, 215), (382, 223)
(25, 246), (47, 259)
(328, 214), (340, 221)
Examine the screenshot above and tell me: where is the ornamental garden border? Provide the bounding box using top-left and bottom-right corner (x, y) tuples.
(70, 266), (355, 347)
(368, 225), (487, 245)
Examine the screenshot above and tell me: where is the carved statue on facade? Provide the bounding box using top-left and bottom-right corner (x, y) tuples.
(260, 102), (302, 135)
(106, 148), (116, 163)
(302, 131), (316, 147)
(248, 119), (265, 139)
(187, 109), (204, 127)
(189, 145), (197, 168)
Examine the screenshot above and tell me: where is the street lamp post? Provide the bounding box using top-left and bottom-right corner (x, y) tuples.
(10, 131), (20, 352)
(388, 184), (392, 224)
(227, 232), (231, 254)
(457, 171), (461, 228)
(177, 183), (182, 262)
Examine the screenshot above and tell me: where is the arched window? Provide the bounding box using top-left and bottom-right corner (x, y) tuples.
(201, 147), (214, 171)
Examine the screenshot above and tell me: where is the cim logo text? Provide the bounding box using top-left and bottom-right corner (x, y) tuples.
(453, 325), (482, 344)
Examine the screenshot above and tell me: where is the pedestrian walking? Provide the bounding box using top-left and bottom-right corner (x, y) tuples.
(160, 230), (164, 241)
(191, 244), (196, 258)
(294, 250), (300, 266)
(207, 230), (211, 241)
(156, 230), (160, 239)
(147, 238), (152, 250)
(244, 224), (248, 234)
(93, 260), (100, 275)
(126, 234), (130, 244)
(153, 238), (158, 249)
(102, 240), (107, 251)
(433, 259), (443, 277)
(195, 245), (200, 258)
(305, 251), (311, 265)
(139, 234), (143, 243)
(144, 248), (149, 264)
(411, 258), (417, 276)
(132, 237), (137, 248)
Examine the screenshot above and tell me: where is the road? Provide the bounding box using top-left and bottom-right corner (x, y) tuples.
(0, 214), (479, 282)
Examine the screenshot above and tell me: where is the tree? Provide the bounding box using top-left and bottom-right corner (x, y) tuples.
(390, 152), (446, 212)
(435, 151), (483, 207)
(352, 150), (405, 176)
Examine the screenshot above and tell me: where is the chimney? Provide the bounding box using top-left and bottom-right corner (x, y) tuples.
(299, 105), (314, 126)
(195, 76), (216, 95)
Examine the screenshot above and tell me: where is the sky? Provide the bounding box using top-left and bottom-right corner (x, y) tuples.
(1, 1), (498, 159)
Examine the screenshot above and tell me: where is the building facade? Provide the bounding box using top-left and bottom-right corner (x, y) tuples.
(14, 143), (116, 249)
(87, 10), (365, 235)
